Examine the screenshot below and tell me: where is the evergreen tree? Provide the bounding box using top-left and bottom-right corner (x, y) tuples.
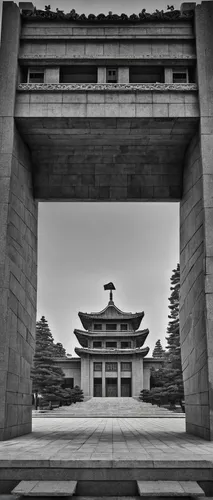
(148, 264), (184, 410)
(32, 316), (67, 408)
(152, 339), (165, 358)
(53, 342), (67, 358)
(165, 263), (181, 369)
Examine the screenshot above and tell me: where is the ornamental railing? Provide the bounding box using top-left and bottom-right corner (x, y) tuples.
(18, 83), (198, 92)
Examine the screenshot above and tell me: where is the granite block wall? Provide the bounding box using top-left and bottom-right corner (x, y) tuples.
(180, 132), (210, 438)
(0, 2), (38, 440)
(0, 123), (38, 440)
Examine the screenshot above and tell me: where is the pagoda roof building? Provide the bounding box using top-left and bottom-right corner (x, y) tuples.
(55, 286), (163, 398)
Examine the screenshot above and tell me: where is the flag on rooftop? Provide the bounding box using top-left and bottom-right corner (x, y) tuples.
(104, 282), (116, 291)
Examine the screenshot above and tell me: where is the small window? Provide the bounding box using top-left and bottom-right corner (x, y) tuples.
(94, 324), (102, 330)
(172, 69), (188, 84)
(106, 68), (118, 83)
(121, 362), (132, 371)
(28, 69), (44, 83)
(93, 341), (102, 348)
(106, 324), (117, 331)
(94, 362), (102, 371)
(106, 341), (117, 348)
(120, 324), (128, 331)
(106, 362), (117, 371)
(121, 341), (131, 349)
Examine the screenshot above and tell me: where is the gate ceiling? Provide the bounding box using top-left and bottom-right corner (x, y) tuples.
(16, 116), (198, 201)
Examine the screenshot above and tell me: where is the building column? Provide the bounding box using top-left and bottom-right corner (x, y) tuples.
(45, 67), (60, 83)
(117, 361), (121, 397)
(132, 357), (143, 397)
(0, 2), (38, 441)
(118, 67), (129, 83)
(143, 367), (151, 390)
(89, 359), (93, 397)
(102, 361), (105, 397)
(98, 67), (106, 83)
(81, 356), (90, 397)
(179, 1), (213, 440)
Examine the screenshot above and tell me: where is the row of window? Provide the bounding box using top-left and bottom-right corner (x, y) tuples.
(93, 341), (131, 348)
(23, 66), (194, 85)
(94, 362), (132, 371)
(94, 323), (128, 331)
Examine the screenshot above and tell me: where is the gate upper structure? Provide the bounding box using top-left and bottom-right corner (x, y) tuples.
(0, 0), (213, 440)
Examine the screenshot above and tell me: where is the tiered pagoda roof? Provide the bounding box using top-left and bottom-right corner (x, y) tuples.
(78, 300), (144, 330)
(74, 291), (150, 358)
(74, 328), (149, 348)
(75, 346), (149, 356)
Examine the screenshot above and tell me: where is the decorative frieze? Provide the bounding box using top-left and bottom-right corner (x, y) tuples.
(18, 82), (198, 92)
(21, 6), (194, 23)
(19, 54), (196, 60)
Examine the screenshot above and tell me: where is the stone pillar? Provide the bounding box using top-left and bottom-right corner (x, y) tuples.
(132, 357), (143, 397)
(164, 68), (173, 83)
(80, 356), (90, 397)
(89, 359), (93, 397)
(143, 367), (151, 390)
(117, 361), (121, 397)
(118, 67), (129, 83)
(0, 2), (38, 441)
(179, 0), (213, 440)
(98, 67), (106, 83)
(45, 68), (60, 84)
(102, 361), (105, 397)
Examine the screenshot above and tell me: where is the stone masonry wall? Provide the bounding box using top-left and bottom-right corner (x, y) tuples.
(180, 132), (210, 439)
(0, 2), (38, 439)
(0, 122), (38, 440)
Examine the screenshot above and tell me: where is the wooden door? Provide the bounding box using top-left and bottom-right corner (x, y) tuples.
(121, 378), (131, 397)
(106, 378), (117, 397)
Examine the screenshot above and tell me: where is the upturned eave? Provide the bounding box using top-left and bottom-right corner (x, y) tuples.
(75, 346), (149, 357)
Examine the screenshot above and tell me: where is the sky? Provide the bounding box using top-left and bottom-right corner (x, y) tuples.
(0, 0), (182, 356)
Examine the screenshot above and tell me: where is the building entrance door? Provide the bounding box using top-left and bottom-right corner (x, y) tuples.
(106, 378), (117, 397)
(94, 378), (102, 397)
(121, 378), (132, 397)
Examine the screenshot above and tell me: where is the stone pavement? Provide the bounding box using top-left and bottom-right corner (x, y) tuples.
(0, 417), (213, 465)
(33, 398), (185, 418)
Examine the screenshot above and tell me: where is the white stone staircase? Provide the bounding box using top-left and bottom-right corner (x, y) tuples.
(33, 397), (185, 418)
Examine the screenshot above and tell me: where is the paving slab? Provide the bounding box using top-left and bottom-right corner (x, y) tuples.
(137, 481), (205, 497)
(12, 481), (77, 496)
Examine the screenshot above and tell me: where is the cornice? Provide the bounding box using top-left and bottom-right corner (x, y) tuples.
(21, 8), (194, 24)
(19, 55), (196, 60)
(18, 83), (198, 92)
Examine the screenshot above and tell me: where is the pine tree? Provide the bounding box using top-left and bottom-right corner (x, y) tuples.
(53, 342), (67, 358)
(152, 339), (165, 358)
(149, 264), (184, 410)
(32, 316), (67, 408)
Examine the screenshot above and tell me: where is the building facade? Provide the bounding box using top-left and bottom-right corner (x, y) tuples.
(56, 290), (162, 398)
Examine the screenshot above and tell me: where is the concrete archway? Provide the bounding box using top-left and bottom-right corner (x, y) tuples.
(0, 1), (213, 440)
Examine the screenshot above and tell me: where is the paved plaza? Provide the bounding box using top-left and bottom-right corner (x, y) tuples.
(0, 417), (213, 466)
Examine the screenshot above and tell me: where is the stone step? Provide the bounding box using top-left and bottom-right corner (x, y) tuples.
(71, 497), (140, 500)
(137, 481), (205, 497)
(11, 481), (77, 497)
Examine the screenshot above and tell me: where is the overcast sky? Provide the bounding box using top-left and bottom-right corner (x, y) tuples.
(0, 0), (183, 356)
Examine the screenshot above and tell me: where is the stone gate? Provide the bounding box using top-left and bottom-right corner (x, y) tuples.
(0, 0), (213, 440)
